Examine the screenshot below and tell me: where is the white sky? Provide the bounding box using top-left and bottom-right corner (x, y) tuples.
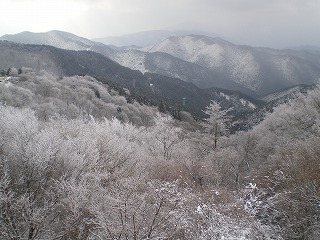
(0, 0), (320, 48)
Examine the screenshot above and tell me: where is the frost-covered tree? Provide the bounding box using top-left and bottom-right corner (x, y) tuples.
(0, 69), (6, 76)
(242, 86), (320, 239)
(0, 105), (60, 240)
(147, 113), (185, 161)
(0, 71), (157, 125)
(201, 100), (233, 148)
(6, 67), (18, 76)
(7, 67), (319, 238)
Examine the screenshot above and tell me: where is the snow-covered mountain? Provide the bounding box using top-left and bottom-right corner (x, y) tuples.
(144, 35), (259, 86)
(0, 40), (261, 120)
(142, 35), (320, 95)
(0, 30), (100, 50)
(93, 30), (221, 47)
(2, 31), (320, 97)
(1, 30), (119, 59)
(144, 35), (232, 69)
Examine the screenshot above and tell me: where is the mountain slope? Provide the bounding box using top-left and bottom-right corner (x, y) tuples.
(1, 31), (256, 94)
(0, 40), (260, 119)
(0, 40), (150, 91)
(105, 46), (258, 96)
(259, 84), (316, 103)
(0, 30), (116, 58)
(1, 30), (97, 50)
(238, 84), (318, 131)
(2, 31), (319, 97)
(93, 30), (221, 47)
(143, 35), (320, 95)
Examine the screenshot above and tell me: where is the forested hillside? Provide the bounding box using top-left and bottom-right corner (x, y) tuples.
(0, 70), (158, 125)
(0, 40), (260, 121)
(0, 69), (319, 239)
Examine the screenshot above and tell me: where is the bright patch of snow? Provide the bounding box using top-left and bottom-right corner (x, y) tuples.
(274, 56), (295, 82)
(220, 92), (230, 100)
(144, 35), (225, 68)
(110, 50), (147, 73)
(37, 31), (92, 50)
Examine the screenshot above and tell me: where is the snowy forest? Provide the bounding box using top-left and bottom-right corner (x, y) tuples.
(0, 69), (320, 240)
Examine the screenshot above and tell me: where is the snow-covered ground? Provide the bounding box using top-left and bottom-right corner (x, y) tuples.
(109, 49), (147, 73)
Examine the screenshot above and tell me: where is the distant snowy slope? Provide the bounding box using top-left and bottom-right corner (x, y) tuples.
(1, 30), (97, 50)
(143, 35), (261, 91)
(2, 31), (320, 97)
(93, 30), (221, 47)
(144, 35), (229, 68)
(110, 49), (147, 73)
(142, 35), (320, 95)
(2, 30), (115, 56)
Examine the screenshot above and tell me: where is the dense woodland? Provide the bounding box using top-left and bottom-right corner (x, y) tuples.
(0, 69), (320, 239)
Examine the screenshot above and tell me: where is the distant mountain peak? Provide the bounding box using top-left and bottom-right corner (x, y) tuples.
(0, 30), (101, 51)
(147, 34), (233, 50)
(93, 30), (222, 47)
(142, 34), (235, 71)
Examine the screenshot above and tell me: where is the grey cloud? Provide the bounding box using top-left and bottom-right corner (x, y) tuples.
(1, 0), (320, 48)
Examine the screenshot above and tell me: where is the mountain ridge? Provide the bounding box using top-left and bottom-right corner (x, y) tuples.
(1, 30), (100, 50)
(141, 34), (320, 95)
(0, 40), (260, 120)
(92, 30), (222, 47)
(1, 30), (320, 97)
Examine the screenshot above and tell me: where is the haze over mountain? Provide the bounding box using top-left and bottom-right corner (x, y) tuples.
(93, 30), (222, 47)
(290, 45), (320, 53)
(2, 30), (320, 97)
(2, 0), (320, 49)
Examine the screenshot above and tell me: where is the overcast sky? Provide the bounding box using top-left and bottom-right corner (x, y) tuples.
(0, 0), (319, 48)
